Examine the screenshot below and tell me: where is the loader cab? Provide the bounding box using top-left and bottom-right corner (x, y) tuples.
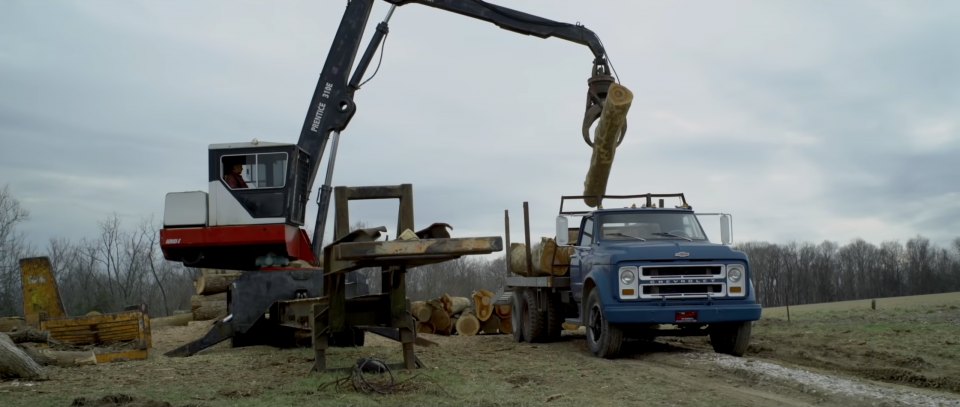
(160, 141), (315, 270)
(207, 141), (310, 227)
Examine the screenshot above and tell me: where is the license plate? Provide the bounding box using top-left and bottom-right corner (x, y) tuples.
(675, 311), (698, 322)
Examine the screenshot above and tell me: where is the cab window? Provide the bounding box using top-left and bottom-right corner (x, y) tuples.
(221, 152), (287, 189)
(580, 217), (594, 246)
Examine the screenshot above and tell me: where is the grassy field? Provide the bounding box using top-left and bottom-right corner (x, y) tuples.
(760, 291), (960, 319)
(2, 292), (959, 407)
(745, 291), (960, 393)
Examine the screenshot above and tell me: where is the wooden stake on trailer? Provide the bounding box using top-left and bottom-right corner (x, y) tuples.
(523, 202), (533, 276)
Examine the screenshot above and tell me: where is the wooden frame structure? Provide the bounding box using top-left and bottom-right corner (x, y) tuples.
(312, 184), (501, 370)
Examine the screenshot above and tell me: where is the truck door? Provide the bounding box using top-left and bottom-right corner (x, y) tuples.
(569, 216), (594, 302)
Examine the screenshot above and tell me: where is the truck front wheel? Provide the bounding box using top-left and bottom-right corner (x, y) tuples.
(709, 321), (752, 356)
(585, 289), (623, 358)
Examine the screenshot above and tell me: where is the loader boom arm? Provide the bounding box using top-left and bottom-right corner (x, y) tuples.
(300, 0), (616, 259)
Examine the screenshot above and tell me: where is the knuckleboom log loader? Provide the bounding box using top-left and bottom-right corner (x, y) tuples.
(159, 1), (625, 357)
(505, 194), (762, 358)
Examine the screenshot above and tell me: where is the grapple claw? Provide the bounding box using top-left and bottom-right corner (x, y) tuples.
(582, 71), (627, 147)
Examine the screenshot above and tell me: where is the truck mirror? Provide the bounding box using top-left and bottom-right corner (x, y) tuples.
(720, 214), (732, 245)
(556, 216), (569, 245)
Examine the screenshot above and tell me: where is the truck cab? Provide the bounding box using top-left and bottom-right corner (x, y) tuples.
(506, 193), (762, 358)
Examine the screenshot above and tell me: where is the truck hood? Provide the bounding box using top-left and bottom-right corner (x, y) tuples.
(595, 241), (747, 263)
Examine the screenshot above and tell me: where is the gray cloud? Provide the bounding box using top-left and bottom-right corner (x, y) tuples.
(1, 0), (959, 252)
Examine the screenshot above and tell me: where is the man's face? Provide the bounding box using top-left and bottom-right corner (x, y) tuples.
(232, 164), (243, 174)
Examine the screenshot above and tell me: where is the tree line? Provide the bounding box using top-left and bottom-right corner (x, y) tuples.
(2, 184), (959, 318)
(0, 185), (195, 318)
(741, 238), (960, 308)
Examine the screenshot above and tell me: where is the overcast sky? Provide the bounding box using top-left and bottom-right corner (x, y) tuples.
(2, 0), (959, 253)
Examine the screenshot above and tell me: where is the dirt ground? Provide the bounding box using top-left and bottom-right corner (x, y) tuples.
(2, 293), (960, 407)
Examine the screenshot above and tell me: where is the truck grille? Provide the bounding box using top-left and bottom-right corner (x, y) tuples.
(639, 263), (727, 299)
(642, 265), (722, 277)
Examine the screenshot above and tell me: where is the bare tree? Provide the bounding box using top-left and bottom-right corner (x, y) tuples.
(0, 185), (31, 316)
(905, 236), (935, 295)
(876, 241), (905, 297)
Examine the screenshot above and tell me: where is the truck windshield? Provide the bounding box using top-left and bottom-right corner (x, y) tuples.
(598, 212), (707, 241)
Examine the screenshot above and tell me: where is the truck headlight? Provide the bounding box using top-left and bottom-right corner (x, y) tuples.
(727, 265), (743, 282)
(618, 266), (639, 300)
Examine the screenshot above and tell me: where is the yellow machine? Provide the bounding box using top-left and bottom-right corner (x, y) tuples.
(19, 257), (151, 363)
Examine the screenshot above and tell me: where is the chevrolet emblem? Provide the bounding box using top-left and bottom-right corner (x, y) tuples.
(674, 251), (690, 258)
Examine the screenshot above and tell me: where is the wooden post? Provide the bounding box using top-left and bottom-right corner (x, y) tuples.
(523, 202), (533, 276)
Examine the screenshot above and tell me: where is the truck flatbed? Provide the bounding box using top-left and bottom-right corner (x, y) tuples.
(506, 276), (571, 288)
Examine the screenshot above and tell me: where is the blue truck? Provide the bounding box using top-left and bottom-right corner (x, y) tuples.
(505, 193), (762, 358)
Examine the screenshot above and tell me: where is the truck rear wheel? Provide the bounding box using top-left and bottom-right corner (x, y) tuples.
(585, 289), (623, 358)
(709, 321), (752, 356)
(522, 289), (547, 343)
(511, 290), (524, 343)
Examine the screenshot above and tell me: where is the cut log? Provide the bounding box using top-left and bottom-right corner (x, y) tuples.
(509, 243), (551, 277)
(583, 82), (634, 207)
(442, 295), (470, 316)
(20, 345), (96, 367)
(538, 238), (573, 276)
(552, 246), (574, 276)
(410, 301), (433, 322)
(429, 308), (452, 334)
(150, 312), (193, 328)
(0, 332), (47, 380)
(194, 271), (242, 295)
(416, 321), (435, 334)
(191, 292), (227, 310)
(499, 316), (513, 335)
(6, 328), (50, 344)
(192, 303), (227, 321)
(426, 299), (444, 313)
(455, 313), (480, 336)
(508, 243), (531, 276)
(472, 289), (495, 322)
(481, 314), (501, 334)
(191, 293), (228, 321)
(494, 303), (512, 319)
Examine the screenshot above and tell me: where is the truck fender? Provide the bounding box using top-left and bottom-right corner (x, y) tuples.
(581, 267), (614, 315)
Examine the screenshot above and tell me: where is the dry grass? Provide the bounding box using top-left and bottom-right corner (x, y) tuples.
(2, 292), (960, 406)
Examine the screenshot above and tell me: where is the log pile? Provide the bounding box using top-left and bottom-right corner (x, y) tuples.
(509, 237), (574, 277)
(191, 269), (241, 321)
(411, 291), (512, 336)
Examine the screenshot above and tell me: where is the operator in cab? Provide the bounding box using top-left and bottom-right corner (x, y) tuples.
(223, 161), (248, 189)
